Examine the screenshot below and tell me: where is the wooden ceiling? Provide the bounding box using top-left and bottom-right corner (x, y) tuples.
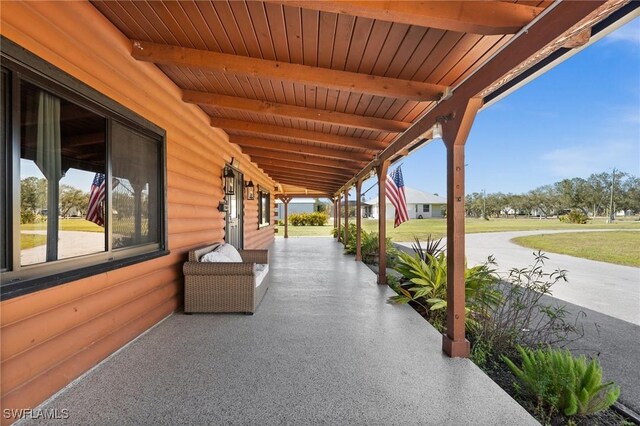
(90, 0), (631, 196)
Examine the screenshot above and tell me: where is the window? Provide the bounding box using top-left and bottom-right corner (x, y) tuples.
(423, 204), (430, 213)
(1, 69), (8, 271)
(258, 188), (270, 228)
(1, 39), (167, 300)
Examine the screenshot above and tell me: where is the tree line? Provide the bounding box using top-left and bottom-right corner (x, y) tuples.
(465, 170), (639, 218)
(21, 177), (89, 223)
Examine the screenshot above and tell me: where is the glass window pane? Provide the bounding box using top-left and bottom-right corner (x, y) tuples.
(1, 70), (8, 270)
(111, 121), (160, 249)
(20, 81), (106, 266)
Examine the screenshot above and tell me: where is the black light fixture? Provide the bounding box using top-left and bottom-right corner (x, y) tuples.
(224, 166), (235, 195)
(245, 180), (255, 200)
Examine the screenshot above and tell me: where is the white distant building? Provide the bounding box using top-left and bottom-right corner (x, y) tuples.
(364, 187), (446, 219)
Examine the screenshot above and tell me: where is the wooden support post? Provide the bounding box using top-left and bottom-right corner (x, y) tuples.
(376, 160), (390, 284)
(332, 198), (338, 231)
(441, 97), (483, 358)
(282, 196), (291, 239)
(355, 179), (363, 261)
(343, 188), (349, 246)
(337, 197), (341, 242)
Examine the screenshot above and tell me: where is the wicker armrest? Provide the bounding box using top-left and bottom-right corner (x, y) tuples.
(239, 250), (269, 264)
(183, 261), (255, 276)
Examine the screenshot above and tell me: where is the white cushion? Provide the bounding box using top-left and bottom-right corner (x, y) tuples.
(255, 264), (269, 286)
(215, 243), (243, 263)
(200, 251), (233, 263)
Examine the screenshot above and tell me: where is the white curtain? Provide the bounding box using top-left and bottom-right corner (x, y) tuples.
(35, 91), (62, 182)
(35, 91), (62, 261)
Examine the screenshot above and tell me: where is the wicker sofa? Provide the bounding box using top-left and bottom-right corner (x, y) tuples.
(183, 243), (269, 314)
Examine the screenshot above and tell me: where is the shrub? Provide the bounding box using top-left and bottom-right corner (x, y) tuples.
(469, 251), (583, 358)
(288, 211), (329, 226)
(21, 209), (37, 224)
(559, 210), (589, 224)
(343, 224), (396, 265)
(389, 251), (501, 332)
(503, 345), (620, 418)
(410, 235), (444, 264)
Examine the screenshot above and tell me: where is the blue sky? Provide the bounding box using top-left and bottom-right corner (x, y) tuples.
(362, 16), (640, 200)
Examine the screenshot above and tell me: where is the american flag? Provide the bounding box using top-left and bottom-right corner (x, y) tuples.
(386, 165), (409, 228)
(86, 173), (106, 226)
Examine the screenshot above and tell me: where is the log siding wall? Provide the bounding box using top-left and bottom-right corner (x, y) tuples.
(0, 2), (275, 420)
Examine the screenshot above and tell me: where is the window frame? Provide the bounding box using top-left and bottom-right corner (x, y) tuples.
(423, 204), (430, 213)
(0, 37), (169, 301)
(257, 187), (270, 229)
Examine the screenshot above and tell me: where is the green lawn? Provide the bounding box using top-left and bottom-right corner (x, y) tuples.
(277, 217), (640, 240)
(20, 233), (48, 250)
(21, 218), (104, 233)
(512, 231), (640, 267)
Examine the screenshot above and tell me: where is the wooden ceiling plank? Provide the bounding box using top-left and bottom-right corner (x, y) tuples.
(267, 1), (544, 35)
(258, 161), (352, 176)
(131, 40), (447, 101)
(259, 164), (351, 180)
(211, 117), (387, 151)
(269, 176), (340, 191)
(183, 90), (410, 132)
(232, 135), (373, 162)
(242, 147), (364, 168)
(267, 171), (345, 185)
(250, 156), (354, 174)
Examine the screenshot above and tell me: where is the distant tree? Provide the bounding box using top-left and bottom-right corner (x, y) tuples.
(60, 185), (89, 217)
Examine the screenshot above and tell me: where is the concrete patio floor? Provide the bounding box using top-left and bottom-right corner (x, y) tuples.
(27, 238), (536, 425)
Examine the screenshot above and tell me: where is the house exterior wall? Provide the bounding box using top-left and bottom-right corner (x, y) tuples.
(368, 204), (445, 219)
(0, 2), (274, 419)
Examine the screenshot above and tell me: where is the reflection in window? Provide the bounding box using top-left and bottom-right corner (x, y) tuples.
(111, 122), (159, 249)
(1, 70), (8, 270)
(20, 81), (106, 265)
(258, 189), (270, 227)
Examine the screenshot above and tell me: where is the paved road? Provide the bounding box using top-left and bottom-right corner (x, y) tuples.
(398, 229), (640, 325)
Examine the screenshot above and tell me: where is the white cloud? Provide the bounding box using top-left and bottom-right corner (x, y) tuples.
(541, 139), (640, 178)
(602, 17), (640, 46)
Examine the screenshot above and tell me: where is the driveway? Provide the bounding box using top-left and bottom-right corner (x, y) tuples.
(21, 230), (105, 265)
(398, 229), (640, 325)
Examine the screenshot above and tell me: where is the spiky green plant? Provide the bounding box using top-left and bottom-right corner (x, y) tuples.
(502, 345), (620, 417)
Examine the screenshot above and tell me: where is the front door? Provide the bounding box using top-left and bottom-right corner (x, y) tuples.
(225, 167), (243, 249)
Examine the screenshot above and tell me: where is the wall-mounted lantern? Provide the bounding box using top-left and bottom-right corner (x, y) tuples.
(245, 180), (255, 200)
(223, 166), (235, 195)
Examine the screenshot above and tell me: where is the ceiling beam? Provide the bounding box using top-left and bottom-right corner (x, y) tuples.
(338, 1), (606, 195)
(213, 118), (387, 151)
(242, 147), (364, 169)
(269, 1), (543, 35)
(183, 90), (410, 133)
(132, 40), (446, 102)
(259, 164), (352, 180)
(265, 169), (346, 185)
(271, 174), (339, 188)
(233, 136), (373, 162)
(270, 177), (339, 192)
(251, 156), (355, 174)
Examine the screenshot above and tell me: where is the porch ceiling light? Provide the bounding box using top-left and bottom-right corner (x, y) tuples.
(432, 122), (443, 140)
(245, 180), (255, 200)
(224, 166), (235, 195)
